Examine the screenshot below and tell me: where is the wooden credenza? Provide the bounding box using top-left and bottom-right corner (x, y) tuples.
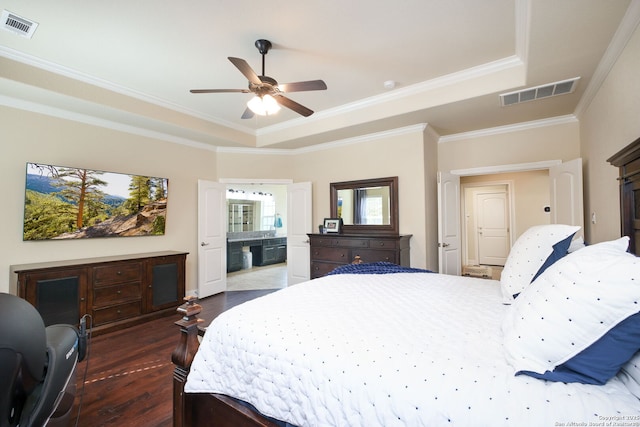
(308, 233), (411, 279)
(10, 251), (188, 335)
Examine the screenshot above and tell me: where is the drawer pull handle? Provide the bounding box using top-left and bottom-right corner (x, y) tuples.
(117, 310), (122, 314)
(117, 290), (122, 294)
(379, 242), (385, 246)
(117, 271), (122, 275)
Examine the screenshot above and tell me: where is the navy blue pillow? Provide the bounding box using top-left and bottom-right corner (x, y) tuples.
(531, 233), (576, 283)
(516, 311), (640, 384)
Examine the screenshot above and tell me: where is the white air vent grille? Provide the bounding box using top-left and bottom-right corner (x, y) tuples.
(500, 77), (580, 107)
(2, 10), (38, 39)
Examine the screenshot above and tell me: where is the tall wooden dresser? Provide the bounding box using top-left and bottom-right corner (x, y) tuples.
(308, 233), (411, 279)
(608, 136), (640, 256)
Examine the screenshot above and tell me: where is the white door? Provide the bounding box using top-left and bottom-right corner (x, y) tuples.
(476, 191), (509, 266)
(549, 158), (584, 237)
(197, 180), (227, 298)
(437, 171), (461, 275)
(287, 182), (312, 285)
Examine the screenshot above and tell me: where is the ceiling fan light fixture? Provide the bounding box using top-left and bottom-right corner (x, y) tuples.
(247, 94), (281, 116)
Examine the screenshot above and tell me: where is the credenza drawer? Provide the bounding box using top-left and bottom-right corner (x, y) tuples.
(311, 246), (349, 262)
(93, 300), (142, 325)
(93, 262), (142, 287)
(93, 283), (141, 306)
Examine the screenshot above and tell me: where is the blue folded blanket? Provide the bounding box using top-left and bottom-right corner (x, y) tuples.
(327, 261), (432, 275)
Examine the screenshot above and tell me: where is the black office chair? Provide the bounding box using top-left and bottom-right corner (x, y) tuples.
(0, 293), (84, 427)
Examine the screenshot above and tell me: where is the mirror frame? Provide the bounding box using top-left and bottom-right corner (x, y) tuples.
(330, 176), (399, 235)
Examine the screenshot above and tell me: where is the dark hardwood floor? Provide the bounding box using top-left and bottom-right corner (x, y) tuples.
(70, 289), (278, 427)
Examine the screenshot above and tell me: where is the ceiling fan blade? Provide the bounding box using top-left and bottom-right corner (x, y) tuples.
(278, 80), (327, 93)
(241, 107), (255, 120)
(275, 95), (314, 117)
(190, 89), (250, 93)
(228, 57), (262, 85)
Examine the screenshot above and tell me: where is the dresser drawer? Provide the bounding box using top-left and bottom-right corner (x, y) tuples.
(311, 262), (341, 278)
(310, 246), (349, 262)
(307, 233), (411, 279)
(93, 300), (142, 326)
(333, 238), (369, 248)
(368, 239), (398, 249)
(309, 236), (334, 247)
(93, 283), (141, 307)
(352, 249), (398, 264)
(93, 262), (142, 287)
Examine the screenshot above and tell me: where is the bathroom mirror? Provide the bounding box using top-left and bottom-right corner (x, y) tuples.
(330, 176), (399, 235)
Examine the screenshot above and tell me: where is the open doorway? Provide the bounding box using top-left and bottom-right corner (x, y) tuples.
(439, 159), (583, 278)
(459, 169), (551, 279)
(224, 182), (289, 291)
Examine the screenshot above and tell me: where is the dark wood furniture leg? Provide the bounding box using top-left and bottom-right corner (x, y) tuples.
(171, 296), (282, 427)
(172, 296), (202, 427)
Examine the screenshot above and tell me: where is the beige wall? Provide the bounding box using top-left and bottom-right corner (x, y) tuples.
(423, 127), (439, 270)
(580, 24), (640, 244)
(0, 106), (217, 294)
(216, 127), (434, 270)
(438, 121), (581, 172)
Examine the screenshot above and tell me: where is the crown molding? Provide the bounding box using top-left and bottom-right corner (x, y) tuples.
(515, 0), (531, 77)
(438, 114), (578, 143)
(574, 0), (640, 118)
(451, 159), (562, 176)
(0, 93), (219, 152)
(0, 45), (254, 135)
(257, 55), (524, 137)
(218, 123), (428, 156)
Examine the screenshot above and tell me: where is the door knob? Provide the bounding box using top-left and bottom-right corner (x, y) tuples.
(200, 242), (209, 246)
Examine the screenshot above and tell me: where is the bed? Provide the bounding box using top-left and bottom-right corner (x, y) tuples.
(172, 225), (640, 426)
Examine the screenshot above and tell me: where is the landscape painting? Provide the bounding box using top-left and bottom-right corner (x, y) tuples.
(23, 163), (168, 240)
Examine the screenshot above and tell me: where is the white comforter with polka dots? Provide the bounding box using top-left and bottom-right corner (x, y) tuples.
(185, 273), (640, 426)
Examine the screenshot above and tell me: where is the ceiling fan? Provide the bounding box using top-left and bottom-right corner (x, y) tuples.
(190, 39), (327, 119)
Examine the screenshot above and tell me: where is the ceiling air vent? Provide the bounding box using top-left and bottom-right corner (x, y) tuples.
(2, 10), (38, 39)
(500, 77), (580, 107)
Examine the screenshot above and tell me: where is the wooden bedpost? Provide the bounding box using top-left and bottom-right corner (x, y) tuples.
(172, 296), (203, 427)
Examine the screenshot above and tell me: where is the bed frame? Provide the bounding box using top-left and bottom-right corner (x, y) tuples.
(171, 296), (280, 427)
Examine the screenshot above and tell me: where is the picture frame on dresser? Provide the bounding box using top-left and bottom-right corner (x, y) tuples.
(323, 218), (342, 233)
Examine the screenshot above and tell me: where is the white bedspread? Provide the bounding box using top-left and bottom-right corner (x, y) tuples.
(185, 273), (640, 426)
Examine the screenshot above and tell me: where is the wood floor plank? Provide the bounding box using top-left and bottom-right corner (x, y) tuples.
(70, 290), (278, 427)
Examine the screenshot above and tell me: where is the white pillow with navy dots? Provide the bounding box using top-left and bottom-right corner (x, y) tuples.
(503, 237), (640, 380)
(500, 224), (581, 303)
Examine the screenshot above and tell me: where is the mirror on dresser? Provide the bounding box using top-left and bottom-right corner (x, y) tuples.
(330, 176), (399, 235)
